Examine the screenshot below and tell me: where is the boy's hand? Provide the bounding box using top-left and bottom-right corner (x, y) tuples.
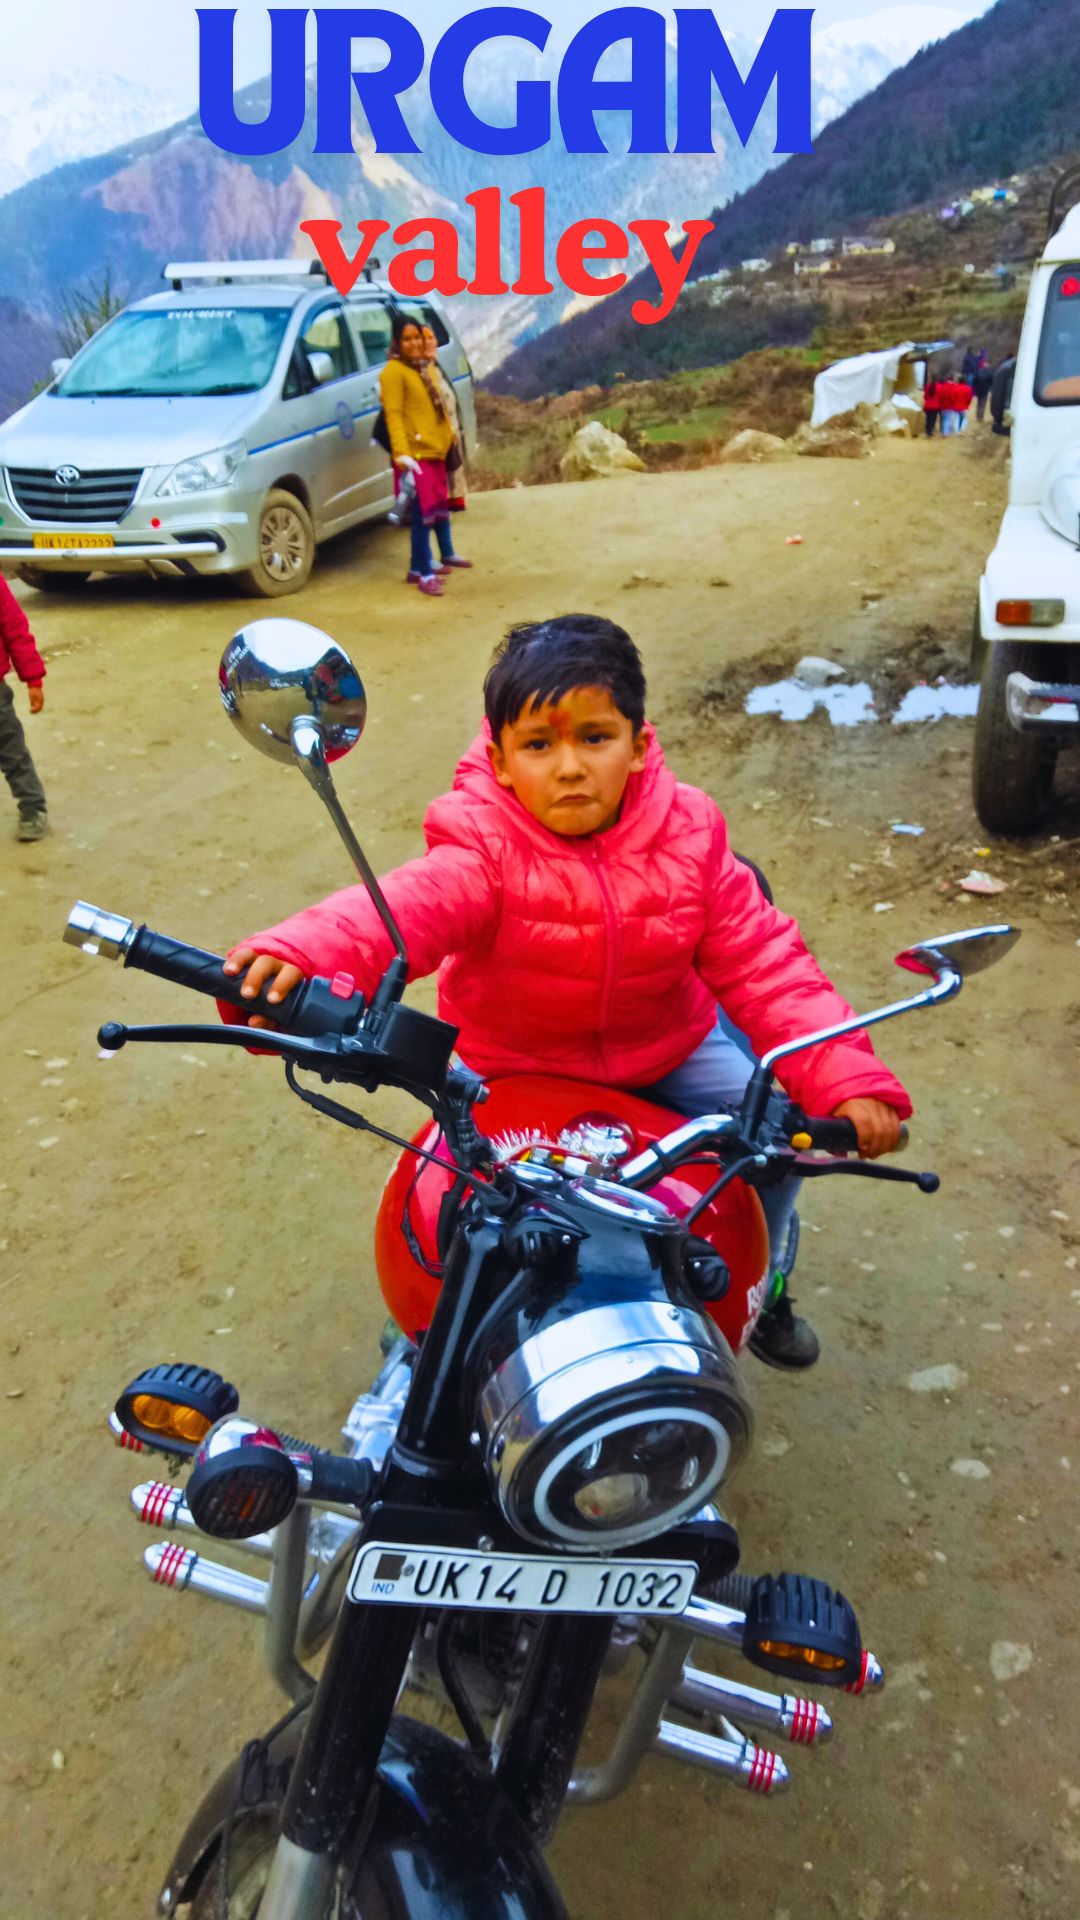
(832, 1098), (903, 1160)
(222, 948), (305, 1028)
(28, 685), (44, 714)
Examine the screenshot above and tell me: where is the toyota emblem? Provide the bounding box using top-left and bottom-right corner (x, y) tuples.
(54, 464), (81, 486)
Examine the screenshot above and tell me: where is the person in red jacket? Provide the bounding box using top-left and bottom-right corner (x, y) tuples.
(0, 575), (47, 841)
(224, 616), (909, 1369)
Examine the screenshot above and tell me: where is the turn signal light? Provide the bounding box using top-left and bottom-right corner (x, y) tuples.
(996, 598), (1065, 628)
(115, 1363), (239, 1458)
(741, 1573), (864, 1689)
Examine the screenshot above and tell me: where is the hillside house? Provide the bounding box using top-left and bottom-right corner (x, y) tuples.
(810, 238), (836, 255)
(740, 258), (770, 273)
(794, 258), (838, 277)
(842, 236), (896, 257)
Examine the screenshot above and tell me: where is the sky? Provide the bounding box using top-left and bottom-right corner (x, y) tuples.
(5, 1), (994, 99)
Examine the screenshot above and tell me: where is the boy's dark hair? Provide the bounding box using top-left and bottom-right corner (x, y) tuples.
(484, 616), (647, 737)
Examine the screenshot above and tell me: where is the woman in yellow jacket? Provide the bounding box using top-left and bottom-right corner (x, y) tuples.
(379, 313), (472, 598)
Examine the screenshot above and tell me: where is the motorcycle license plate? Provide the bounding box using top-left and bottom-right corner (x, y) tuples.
(348, 1541), (697, 1616)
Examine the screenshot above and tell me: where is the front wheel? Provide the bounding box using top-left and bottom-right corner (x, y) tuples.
(189, 1818), (275, 1918)
(972, 640), (1057, 834)
(237, 488), (315, 597)
(16, 566), (92, 592)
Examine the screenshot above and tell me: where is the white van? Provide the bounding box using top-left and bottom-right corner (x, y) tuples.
(0, 261), (476, 597)
(974, 176), (1080, 831)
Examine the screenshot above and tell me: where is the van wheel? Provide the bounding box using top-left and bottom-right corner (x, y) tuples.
(972, 641), (1057, 834)
(239, 490), (315, 597)
(16, 567), (91, 592)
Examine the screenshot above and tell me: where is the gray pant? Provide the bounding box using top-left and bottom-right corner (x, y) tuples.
(636, 1012), (801, 1277)
(0, 678), (46, 815)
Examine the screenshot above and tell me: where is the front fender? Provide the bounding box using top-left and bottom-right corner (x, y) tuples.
(160, 1712), (569, 1920)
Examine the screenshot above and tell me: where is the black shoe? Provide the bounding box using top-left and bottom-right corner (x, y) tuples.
(748, 1291), (820, 1371)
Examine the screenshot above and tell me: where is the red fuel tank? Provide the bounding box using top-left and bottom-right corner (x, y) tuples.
(374, 1076), (770, 1354)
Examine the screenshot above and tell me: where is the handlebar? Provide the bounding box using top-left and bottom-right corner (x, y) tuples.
(64, 902), (366, 1037)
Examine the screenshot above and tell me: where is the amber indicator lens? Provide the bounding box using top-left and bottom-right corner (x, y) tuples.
(130, 1395), (212, 1445)
(757, 1639), (847, 1672)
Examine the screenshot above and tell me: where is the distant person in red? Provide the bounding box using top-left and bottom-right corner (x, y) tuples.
(923, 374), (943, 437)
(0, 575), (47, 841)
(940, 372), (973, 437)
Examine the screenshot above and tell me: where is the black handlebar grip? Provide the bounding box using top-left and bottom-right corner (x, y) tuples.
(125, 925), (305, 1027)
(802, 1115), (860, 1153)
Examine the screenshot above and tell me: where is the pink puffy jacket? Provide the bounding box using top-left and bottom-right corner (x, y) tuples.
(228, 728), (911, 1118)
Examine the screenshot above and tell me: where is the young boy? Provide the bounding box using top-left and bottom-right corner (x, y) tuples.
(224, 616), (909, 1368)
(0, 574), (48, 842)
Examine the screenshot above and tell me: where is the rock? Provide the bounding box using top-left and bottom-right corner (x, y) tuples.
(908, 1363), (967, 1393)
(559, 422), (646, 481)
(789, 421), (869, 460)
(794, 655), (845, 687)
(717, 428), (789, 464)
(990, 1642), (1033, 1682)
(951, 1459), (992, 1479)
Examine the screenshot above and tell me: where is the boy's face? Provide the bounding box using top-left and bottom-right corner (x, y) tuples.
(488, 685), (647, 836)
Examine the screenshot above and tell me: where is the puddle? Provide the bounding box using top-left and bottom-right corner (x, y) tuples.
(892, 684), (980, 724)
(744, 679), (980, 727)
(744, 679), (878, 726)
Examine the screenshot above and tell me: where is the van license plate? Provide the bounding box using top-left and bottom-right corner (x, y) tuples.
(348, 1541), (696, 1615)
(32, 533), (115, 549)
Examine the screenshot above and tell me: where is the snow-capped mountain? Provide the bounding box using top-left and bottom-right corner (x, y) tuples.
(0, 74), (191, 196)
(814, 5), (987, 128)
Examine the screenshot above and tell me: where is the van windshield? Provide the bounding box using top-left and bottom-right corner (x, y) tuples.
(55, 306), (291, 399)
(1036, 266), (1080, 404)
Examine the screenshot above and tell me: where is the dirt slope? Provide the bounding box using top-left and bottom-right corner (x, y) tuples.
(1, 434), (1078, 1917)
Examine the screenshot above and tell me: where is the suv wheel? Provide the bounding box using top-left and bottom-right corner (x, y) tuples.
(972, 640), (1057, 834)
(17, 567), (91, 593)
(239, 489), (315, 597)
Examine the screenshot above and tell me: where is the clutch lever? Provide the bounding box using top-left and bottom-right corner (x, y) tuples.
(793, 1151), (939, 1194)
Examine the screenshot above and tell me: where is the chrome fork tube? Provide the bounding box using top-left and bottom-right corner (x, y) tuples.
(257, 1834), (336, 1920)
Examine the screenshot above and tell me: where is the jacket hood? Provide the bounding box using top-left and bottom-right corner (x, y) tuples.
(425, 723), (678, 858)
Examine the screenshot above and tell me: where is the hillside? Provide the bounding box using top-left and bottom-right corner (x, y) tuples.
(491, 0), (1080, 397)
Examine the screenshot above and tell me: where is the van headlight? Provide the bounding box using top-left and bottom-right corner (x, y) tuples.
(156, 441), (246, 497)
(473, 1300), (752, 1553)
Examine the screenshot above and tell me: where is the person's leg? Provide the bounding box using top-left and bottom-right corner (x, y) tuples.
(637, 1016), (817, 1369)
(0, 680), (47, 826)
(409, 504), (435, 582)
(434, 513), (472, 570)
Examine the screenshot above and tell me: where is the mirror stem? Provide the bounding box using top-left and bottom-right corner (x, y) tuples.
(290, 717), (408, 968)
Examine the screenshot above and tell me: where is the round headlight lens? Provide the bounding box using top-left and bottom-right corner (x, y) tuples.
(538, 1409), (730, 1546)
(475, 1301), (752, 1552)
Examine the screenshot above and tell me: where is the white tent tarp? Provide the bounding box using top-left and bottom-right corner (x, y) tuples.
(811, 342), (916, 427)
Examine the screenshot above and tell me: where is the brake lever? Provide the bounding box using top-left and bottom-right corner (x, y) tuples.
(793, 1152), (939, 1193)
(98, 1019), (344, 1067)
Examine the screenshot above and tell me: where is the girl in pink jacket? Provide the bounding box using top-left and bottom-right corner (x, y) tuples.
(226, 615), (910, 1370)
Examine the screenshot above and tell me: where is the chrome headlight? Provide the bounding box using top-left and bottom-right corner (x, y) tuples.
(474, 1298), (752, 1553)
(156, 440), (246, 497)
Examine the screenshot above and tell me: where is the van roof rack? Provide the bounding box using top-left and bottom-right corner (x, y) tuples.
(163, 260), (329, 291)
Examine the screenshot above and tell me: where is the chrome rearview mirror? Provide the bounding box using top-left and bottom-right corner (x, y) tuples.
(219, 618), (367, 766)
(742, 923), (1020, 1135)
(219, 620), (407, 997)
(895, 925), (1021, 980)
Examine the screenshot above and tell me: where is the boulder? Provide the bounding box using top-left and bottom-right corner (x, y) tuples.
(789, 421), (869, 460)
(718, 429), (790, 464)
(560, 421), (646, 481)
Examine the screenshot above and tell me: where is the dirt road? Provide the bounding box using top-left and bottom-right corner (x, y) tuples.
(2, 436), (1078, 1917)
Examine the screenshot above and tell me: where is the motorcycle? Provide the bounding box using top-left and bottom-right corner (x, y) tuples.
(64, 618), (1019, 1919)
